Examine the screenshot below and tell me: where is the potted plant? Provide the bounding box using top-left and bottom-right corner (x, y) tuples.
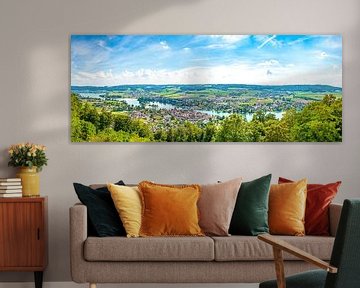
(8, 143), (48, 197)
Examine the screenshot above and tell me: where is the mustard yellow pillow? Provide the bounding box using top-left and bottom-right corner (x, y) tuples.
(107, 183), (142, 238)
(269, 179), (307, 236)
(138, 181), (204, 237)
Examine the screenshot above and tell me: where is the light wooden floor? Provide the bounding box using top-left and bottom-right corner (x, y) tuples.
(0, 283), (259, 288)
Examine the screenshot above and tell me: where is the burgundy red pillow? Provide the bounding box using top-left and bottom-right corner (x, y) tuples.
(278, 177), (341, 236)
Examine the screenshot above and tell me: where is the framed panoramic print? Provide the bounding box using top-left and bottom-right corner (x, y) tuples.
(70, 34), (342, 142)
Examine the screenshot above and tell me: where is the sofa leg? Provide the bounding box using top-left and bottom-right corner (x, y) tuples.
(89, 283), (96, 288)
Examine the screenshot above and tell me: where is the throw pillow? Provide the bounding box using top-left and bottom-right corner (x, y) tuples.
(73, 180), (126, 237)
(198, 177), (242, 236)
(279, 177), (341, 236)
(269, 179), (307, 236)
(107, 183), (142, 238)
(138, 181), (203, 237)
(229, 174), (272, 236)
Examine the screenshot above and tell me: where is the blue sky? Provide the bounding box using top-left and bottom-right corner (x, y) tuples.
(71, 34), (342, 87)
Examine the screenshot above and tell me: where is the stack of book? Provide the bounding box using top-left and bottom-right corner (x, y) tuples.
(0, 178), (22, 197)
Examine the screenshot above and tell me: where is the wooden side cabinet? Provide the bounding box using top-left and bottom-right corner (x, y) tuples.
(0, 197), (47, 288)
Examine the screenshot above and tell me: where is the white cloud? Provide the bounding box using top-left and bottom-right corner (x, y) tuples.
(313, 50), (340, 61)
(280, 66), (342, 87)
(71, 60), (341, 87)
(206, 35), (249, 49)
(318, 36), (342, 50)
(205, 44), (229, 49)
(258, 59), (280, 67)
(210, 35), (249, 44)
(71, 40), (112, 71)
(317, 51), (328, 59)
(160, 41), (170, 50)
(71, 41), (92, 56)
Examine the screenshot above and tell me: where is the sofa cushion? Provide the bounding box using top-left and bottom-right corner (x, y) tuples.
(212, 236), (334, 261)
(84, 236), (214, 261)
(73, 181), (126, 237)
(139, 181), (203, 237)
(279, 177), (341, 236)
(229, 174), (271, 236)
(198, 178), (242, 236)
(269, 179), (307, 236)
(108, 184), (142, 238)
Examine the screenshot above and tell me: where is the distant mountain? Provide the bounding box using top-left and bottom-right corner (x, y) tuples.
(71, 84), (342, 94)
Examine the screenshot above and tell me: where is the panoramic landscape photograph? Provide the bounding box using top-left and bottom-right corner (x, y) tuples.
(70, 34), (342, 142)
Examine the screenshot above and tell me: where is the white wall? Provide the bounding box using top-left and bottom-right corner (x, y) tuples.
(0, 0), (359, 282)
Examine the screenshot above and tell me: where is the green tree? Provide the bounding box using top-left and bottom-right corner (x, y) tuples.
(129, 134), (151, 142)
(248, 120), (265, 142)
(70, 94), (83, 141)
(97, 108), (113, 131)
(129, 119), (153, 139)
(79, 102), (100, 130)
(264, 113), (276, 122)
(294, 120), (339, 142)
(263, 120), (291, 142)
(71, 93), (81, 116)
(252, 110), (266, 123)
(71, 116), (83, 142)
(328, 95), (342, 137)
(291, 95), (342, 142)
(201, 122), (217, 142)
(281, 109), (297, 142)
(154, 129), (168, 142)
(216, 114), (249, 142)
(90, 128), (130, 142)
(77, 120), (96, 141)
(166, 128), (176, 142)
(173, 125), (187, 142)
(113, 114), (131, 132)
(183, 121), (202, 142)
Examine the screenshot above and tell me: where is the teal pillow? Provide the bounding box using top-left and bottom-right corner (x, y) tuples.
(229, 174), (272, 236)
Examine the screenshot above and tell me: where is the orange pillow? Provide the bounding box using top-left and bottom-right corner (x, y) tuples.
(269, 179), (307, 236)
(138, 181), (204, 237)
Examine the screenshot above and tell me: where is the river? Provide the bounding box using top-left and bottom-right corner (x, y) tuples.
(78, 93), (284, 121)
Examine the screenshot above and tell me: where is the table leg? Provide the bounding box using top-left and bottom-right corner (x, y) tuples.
(34, 271), (43, 288)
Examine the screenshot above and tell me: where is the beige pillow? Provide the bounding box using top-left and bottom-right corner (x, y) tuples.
(198, 178), (242, 236)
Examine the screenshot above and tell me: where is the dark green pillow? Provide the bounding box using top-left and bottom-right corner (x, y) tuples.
(73, 181), (126, 237)
(229, 174), (272, 236)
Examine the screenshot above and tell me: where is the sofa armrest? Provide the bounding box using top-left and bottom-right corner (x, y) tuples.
(329, 203), (342, 237)
(69, 203), (88, 283)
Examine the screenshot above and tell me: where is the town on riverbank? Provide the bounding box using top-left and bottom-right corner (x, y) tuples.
(70, 84), (342, 142)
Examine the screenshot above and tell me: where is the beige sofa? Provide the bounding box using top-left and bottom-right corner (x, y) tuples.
(70, 202), (342, 287)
